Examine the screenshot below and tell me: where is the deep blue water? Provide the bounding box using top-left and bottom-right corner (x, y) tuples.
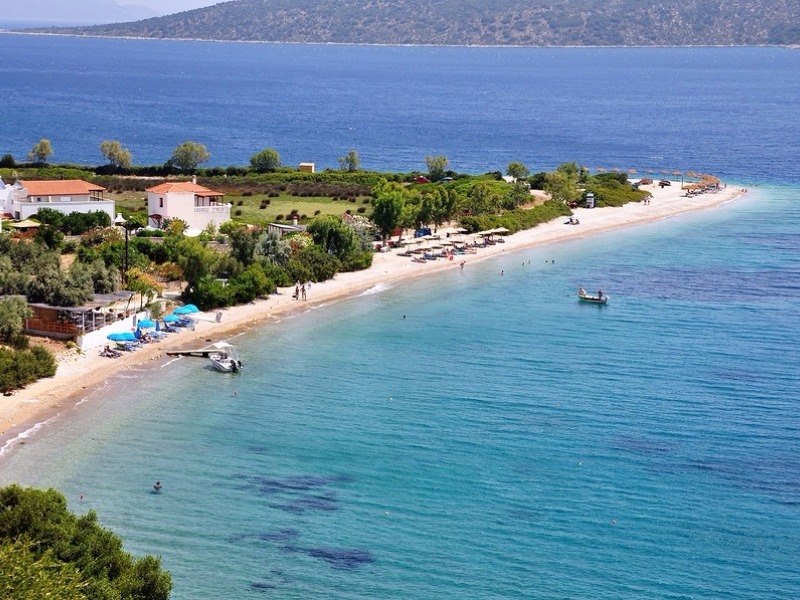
(1, 37), (800, 598)
(1, 35), (799, 182)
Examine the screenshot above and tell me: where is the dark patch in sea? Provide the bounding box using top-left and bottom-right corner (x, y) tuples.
(270, 492), (339, 514)
(284, 545), (374, 570)
(255, 474), (352, 495)
(228, 528), (300, 544)
(613, 435), (672, 455)
(250, 581), (277, 591)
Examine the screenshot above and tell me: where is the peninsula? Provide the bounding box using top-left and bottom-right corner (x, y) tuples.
(0, 179), (747, 454)
(17, 0), (800, 47)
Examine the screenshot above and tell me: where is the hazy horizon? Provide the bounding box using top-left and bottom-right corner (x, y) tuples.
(0, 0), (220, 23)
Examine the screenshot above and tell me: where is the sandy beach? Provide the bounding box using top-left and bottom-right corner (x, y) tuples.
(0, 181), (746, 453)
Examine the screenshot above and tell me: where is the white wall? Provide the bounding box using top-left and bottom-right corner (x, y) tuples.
(15, 200), (116, 221)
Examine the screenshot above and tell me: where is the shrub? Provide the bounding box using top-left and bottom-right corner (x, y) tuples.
(236, 200), (244, 206)
(234, 209), (242, 216)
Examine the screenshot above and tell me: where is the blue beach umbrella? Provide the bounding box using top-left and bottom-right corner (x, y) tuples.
(173, 306), (193, 315)
(163, 314), (180, 323)
(107, 331), (136, 342)
(138, 318), (156, 329)
(183, 304), (199, 313)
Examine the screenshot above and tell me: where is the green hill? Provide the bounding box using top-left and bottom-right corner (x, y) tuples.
(23, 0), (800, 46)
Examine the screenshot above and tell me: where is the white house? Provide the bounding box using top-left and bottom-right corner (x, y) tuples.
(4, 178), (114, 221)
(146, 179), (230, 233)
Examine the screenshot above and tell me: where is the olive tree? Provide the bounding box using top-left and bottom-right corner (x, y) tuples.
(249, 148), (280, 172)
(425, 155), (449, 182)
(100, 140), (132, 170)
(338, 149), (360, 172)
(169, 141), (210, 171)
(507, 161), (530, 181)
(28, 138), (53, 164)
(0, 297), (31, 343)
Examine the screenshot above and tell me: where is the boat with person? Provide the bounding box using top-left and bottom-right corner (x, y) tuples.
(577, 287), (609, 305)
(207, 342), (243, 373)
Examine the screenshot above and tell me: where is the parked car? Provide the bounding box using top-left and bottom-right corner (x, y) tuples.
(413, 176), (431, 184)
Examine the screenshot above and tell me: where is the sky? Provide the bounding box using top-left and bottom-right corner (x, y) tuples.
(132, 0), (219, 13)
(0, 0), (221, 23)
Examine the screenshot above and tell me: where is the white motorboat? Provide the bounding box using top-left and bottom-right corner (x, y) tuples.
(207, 342), (243, 373)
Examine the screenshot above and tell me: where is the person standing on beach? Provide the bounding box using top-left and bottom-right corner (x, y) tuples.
(295, 283), (299, 299)
(301, 284), (307, 301)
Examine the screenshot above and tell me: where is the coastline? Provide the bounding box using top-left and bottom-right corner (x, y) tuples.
(0, 181), (746, 456)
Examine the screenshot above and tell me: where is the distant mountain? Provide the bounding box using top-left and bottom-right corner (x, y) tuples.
(0, 0), (158, 25)
(20, 0), (800, 46)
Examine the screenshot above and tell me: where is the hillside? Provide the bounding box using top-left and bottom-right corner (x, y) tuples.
(20, 0), (800, 46)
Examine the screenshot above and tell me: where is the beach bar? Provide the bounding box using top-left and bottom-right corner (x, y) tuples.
(23, 291), (145, 350)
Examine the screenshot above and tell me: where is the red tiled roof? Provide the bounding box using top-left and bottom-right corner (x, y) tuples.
(145, 182), (223, 196)
(21, 179), (106, 196)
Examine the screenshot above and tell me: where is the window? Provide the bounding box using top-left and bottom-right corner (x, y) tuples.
(159, 197), (163, 207)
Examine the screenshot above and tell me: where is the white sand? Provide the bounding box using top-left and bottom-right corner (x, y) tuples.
(0, 182), (746, 451)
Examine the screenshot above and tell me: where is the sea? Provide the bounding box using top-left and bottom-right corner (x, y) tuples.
(1, 35), (800, 599)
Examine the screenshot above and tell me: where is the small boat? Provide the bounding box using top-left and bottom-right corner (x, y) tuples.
(577, 288), (609, 305)
(207, 342), (243, 373)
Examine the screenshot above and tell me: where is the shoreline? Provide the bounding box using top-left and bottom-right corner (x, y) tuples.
(0, 182), (747, 456)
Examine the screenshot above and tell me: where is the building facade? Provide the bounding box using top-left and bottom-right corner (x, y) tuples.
(146, 179), (230, 233)
(2, 178), (115, 221)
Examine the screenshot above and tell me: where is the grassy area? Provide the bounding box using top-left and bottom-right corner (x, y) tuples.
(226, 192), (372, 226)
(108, 185), (373, 227)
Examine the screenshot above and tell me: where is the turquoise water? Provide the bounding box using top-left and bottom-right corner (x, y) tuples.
(3, 187), (799, 598)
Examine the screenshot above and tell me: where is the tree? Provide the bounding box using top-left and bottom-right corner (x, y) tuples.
(28, 138), (53, 164)
(543, 170), (580, 204)
(249, 148), (280, 172)
(507, 161), (530, 181)
(0, 540), (88, 600)
(99, 140), (132, 170)
(370, 181), (407, 242)
(227, 226), (258, 266)
(169, 141), (210, 171)
(467, 181), (501, 215)
(338, 149), (360, 172)
(306, 215), (358, 260)
(255, 231), (290, 267)
(425, 155), (449, 182)
(0, 484), (172, 600)
(0, 297), (31, 343)
(429, 187), (462, 231)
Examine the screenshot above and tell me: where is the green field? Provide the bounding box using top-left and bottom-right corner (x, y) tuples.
(110, 189), (373, 227)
